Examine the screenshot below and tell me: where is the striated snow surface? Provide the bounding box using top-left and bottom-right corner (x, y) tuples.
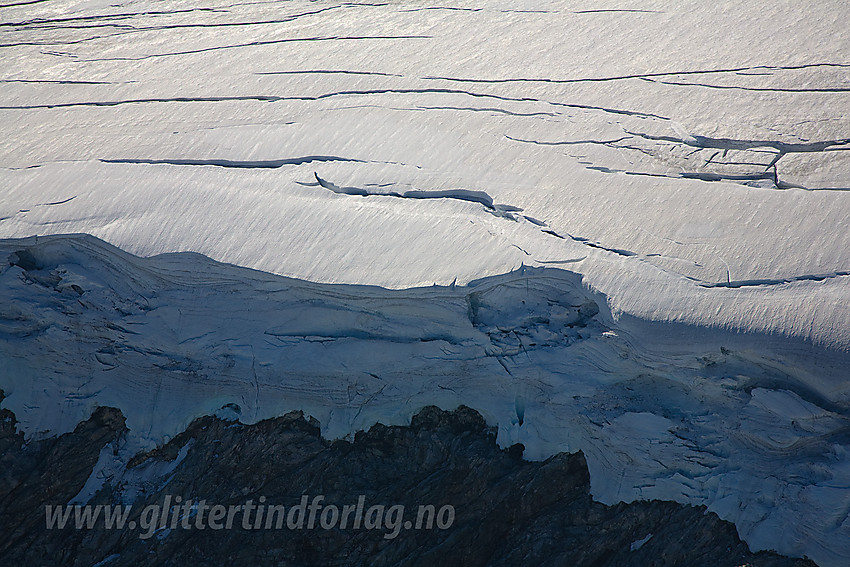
(1, 0), (849, 348)
(1, 0), (850, 564)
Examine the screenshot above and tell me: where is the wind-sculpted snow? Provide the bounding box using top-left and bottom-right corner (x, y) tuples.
(1, 234), (849, 566)
(0, 4), (844, 392)
(1, 0), (850, 564)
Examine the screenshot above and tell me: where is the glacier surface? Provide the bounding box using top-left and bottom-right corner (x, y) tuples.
(1, 0), (849, 564)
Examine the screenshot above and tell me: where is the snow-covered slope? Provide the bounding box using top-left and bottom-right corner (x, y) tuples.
(2, 0), (849, 348)
(1, 0), (849, 565)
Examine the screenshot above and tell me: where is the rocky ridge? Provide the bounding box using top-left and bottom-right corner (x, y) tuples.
(0, 393), (817, 566)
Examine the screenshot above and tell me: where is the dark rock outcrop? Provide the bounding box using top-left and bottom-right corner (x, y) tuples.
(0, 399), (816, 566)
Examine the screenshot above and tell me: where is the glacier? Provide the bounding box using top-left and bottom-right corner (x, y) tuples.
(1, 0), (849, 564)
(2, 233), (849, 564)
